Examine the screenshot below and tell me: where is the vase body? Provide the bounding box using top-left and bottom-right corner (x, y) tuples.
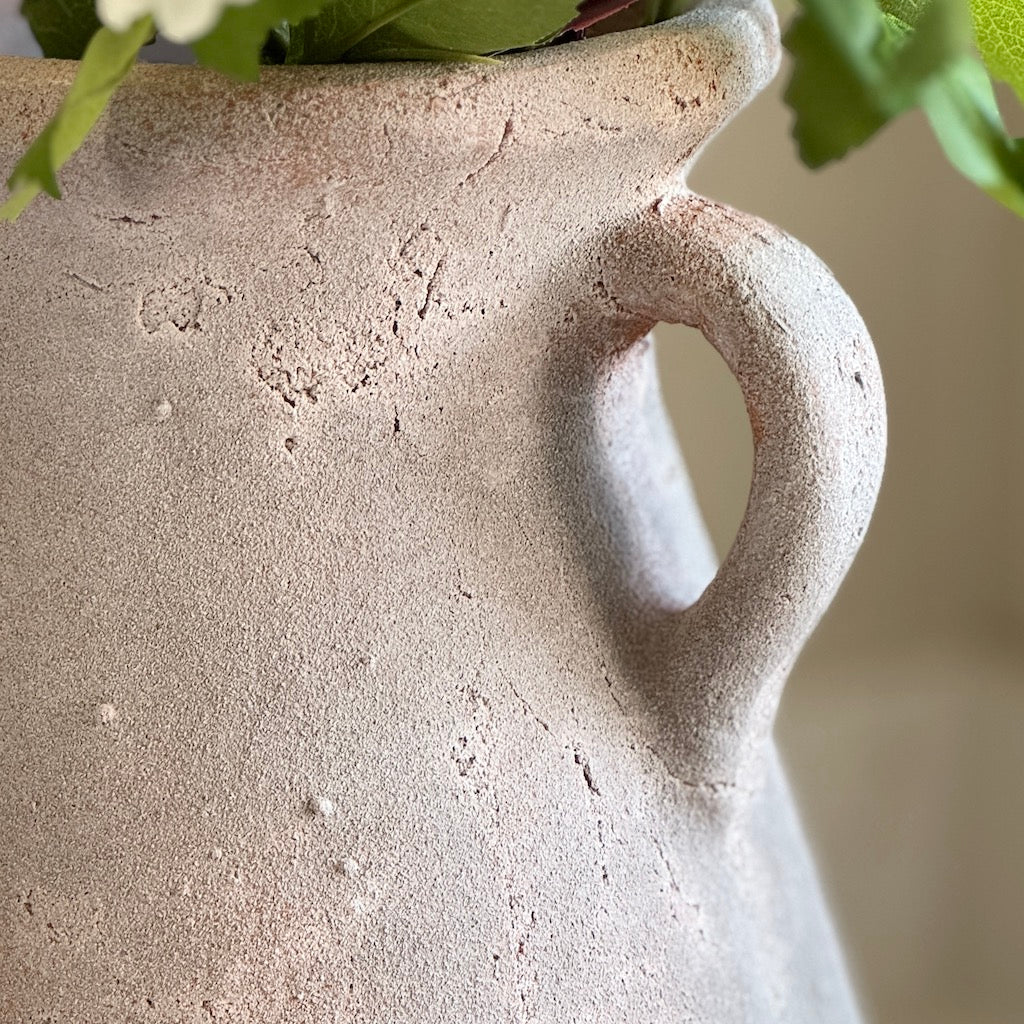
(0, 3), (885, 1021)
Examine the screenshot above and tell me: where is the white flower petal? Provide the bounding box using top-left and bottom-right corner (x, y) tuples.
(95, 0), (153, 34)
(95, 0), (259, 44)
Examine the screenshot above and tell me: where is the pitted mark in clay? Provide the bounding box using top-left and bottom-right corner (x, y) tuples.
(138, 276), (234, 335)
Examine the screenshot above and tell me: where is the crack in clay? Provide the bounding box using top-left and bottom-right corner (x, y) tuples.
(417, 259), (445, 320)
(508, 682), (551, 734)
(573, 745), (601, 796)
(398, 223), (427, 261)
(596, 819), (612, 883)
(603, 669), (627, 714)
(651, 840), (713, 942)
(115, 137), (154, 160)
(67, 270), (109, 293)
(104, 212), (163, 227)
(451, 680), (500, 832)
(505, 893), (539, 1020)
(298, 245), (326, 293)
(452, 560), (474, 600)
(462, 117), (514, 186)
(501, 499), (541, 559)
(391, 296), (402, 337)
(396, 222), (454, 326)
(651, 836), (681, 895)
(643, 741), (745, 799)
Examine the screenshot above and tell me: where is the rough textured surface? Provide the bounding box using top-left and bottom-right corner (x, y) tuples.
(0, 1), (884, 1020)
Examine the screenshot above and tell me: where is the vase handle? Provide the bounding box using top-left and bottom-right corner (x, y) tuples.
(605, 191), (886, 787)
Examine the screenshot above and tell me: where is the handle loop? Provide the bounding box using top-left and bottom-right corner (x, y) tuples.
(605, 192), (886, 787)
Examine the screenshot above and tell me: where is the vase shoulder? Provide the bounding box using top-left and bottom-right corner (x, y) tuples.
(0, 0), (778, 209)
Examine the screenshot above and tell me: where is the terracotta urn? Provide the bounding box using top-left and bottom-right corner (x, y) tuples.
(0, 0), (885, 1019)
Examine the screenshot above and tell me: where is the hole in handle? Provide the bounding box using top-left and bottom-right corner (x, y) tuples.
(654, 322), (752, 565)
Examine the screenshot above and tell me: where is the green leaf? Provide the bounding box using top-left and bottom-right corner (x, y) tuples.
(336, 45), (499, 62)
(784, 0), (971, 167)
(192, 0), (331, 80)
(879, 0), (933, 27)
(970, 0), (1024, 104)
(883, 0), (973, 95)
(785, 0), (1024, 218)
(269, 0), (431, 64)
(1, 17), (153, 223)
(920, 53), (1024, 216)
(20, 0), (102, 59)
(350, 0), (580, 59)
(784, 2), (897, 166)
(575, 0), (696, 35)
(274, 0), (693, 57)
(652, 0), (696, 18)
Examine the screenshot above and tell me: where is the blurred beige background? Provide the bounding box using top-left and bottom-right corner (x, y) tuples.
(3, 4), (1023, 1021)
(659, 58), (1024, 1024)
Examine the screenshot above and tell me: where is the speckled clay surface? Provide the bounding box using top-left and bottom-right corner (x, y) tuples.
(0, 1), (884, 1020)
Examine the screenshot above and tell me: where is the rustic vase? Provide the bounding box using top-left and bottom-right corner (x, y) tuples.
(0, 0), (885, 1020)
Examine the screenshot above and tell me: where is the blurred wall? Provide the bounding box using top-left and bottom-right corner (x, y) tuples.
(1015, 305), (1024, 627)
(0, 0), (36, 55)
(661, 75), (1024, 655)
(657, 58), (1024, 1024)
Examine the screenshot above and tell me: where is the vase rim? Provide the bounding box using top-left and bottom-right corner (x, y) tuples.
(0, 0), (780, 220)
(0, 0), (779, 85)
